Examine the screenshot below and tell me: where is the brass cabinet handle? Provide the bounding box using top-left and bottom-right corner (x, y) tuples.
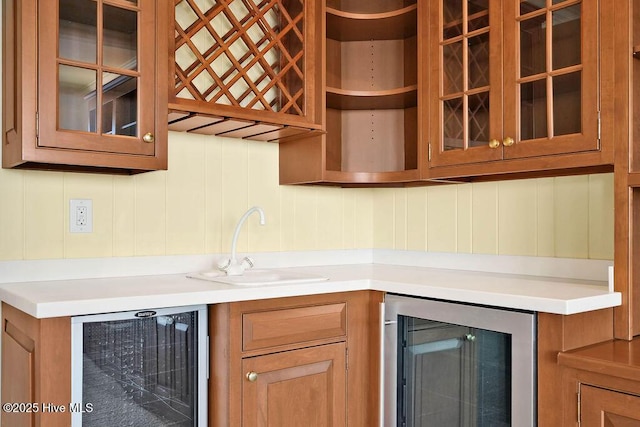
(246, 371), (258, 382)
(503, 136), (515, 147)
(488, 139), (501, 149)
(142, 132), (155, 143)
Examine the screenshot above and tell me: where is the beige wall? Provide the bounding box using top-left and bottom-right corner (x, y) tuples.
(0, 131), (613, 261)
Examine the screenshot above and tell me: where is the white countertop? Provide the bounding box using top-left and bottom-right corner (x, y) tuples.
(0, 251), (620, 318)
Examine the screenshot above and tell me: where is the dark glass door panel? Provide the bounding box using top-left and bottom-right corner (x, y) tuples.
(397, 316), (512, 427)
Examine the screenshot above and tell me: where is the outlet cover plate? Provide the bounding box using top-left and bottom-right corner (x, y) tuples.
(70, 199), (93, 233)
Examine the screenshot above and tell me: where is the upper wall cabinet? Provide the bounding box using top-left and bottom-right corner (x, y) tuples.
(427, 0), (613, 179)
(279, 0), (424, 185)
(168, 0), (323, 143)
(2, 0), (169, 173)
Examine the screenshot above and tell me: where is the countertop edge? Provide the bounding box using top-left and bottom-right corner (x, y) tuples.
(0, 262), (620, 318)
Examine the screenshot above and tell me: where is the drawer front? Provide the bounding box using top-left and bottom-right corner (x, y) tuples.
(242, 303), (347, 352)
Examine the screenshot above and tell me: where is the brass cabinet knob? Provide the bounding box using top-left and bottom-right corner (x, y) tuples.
(488, 139), (500, 149)
(142, 132), (155, 143)
(503, 136), (515, 147)
(246, 371), (258, 382)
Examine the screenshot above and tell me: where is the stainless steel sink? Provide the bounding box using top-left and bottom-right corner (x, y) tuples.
(188, 269), (328, 286)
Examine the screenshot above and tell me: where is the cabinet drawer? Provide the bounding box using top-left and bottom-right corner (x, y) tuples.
(242, 303), (347, 352)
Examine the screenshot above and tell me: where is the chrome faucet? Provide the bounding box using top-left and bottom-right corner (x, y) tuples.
(219, 206), (266, 275)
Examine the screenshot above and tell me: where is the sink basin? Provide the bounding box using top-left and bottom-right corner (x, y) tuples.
(188, 269), (328, 286)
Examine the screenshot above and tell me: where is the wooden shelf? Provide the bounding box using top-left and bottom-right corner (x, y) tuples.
(167, 111), (321, 143)
(628, 172), (640, 187)
(323, 169), (421, 185)
(326, 5), (417, 41)
(326, 85), (418, 110)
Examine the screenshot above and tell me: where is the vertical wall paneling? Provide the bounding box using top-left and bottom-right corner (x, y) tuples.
(24, 172), (64, 259)
(166, 133), (207, 255)
(394, 189), (408, 250)
(317, 186), (345, 250)
(0, 170), (24, 259)
(554, 175), (590, 258)
(0, 131), (614, 261)
(498, 180), (537, 256)
(426, 185), (457, 252)
(293, 187), (319, 251)
(373, 189), (396, 249)
(536, 178), (556, 258)
(133, 170), (168, 256)
(406, 187), (428, 251)
(588, 173), (615, 260)
(248, 141), (282, 253)
(456, 184), (473, 253)
(279, 185), (297, 252)
(353, 189), (374, 249)
(220, 138), (249, 254)
(471, 182), (499, 255)
(204, 133), (224, 254)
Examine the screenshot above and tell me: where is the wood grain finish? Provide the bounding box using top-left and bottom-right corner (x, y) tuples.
(242, 303), (346, 352)
(559, 338), (640, 383)
(242, 343), (346, 427)
(169, 0), (323, 140)
(2, 321), (35, 427)
(580, 385), (640, 426)
(537, 310), (614, 427)
(279, 1), (422, 186)
(557, 338), (640, 426)
(326, 5), (417, 41)
(1, 303), (71, 427)
(209, 291), (383, 427)
(3, 0), (169, 173)
(428, 0), (606, 175)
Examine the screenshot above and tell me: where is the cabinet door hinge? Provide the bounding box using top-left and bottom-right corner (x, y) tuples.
(597, 110), (601, 146)
(577, 388), (581, 426)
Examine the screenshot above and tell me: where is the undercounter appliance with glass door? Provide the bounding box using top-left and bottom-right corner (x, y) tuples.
(383, 295), (536, 426)
(71, 305), (208, 427)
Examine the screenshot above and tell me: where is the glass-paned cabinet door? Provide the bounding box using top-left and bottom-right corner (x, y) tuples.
(502, 0), (599, 159)
(38, 0), (156, 155)
(429, 0), (504, 167)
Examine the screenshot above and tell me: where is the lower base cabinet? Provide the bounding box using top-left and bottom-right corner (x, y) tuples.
(1, 303), (71, 427)
(1, 291), (383, 427)
(558, 338), (640, 426)
(242, 343), (346, 427)
(580, 385), (640, 426)
(210, 291), (382, 427)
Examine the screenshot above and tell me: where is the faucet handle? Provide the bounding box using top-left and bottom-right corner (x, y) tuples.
(217, 258), (232, 272)
(241, 256), (255, 270)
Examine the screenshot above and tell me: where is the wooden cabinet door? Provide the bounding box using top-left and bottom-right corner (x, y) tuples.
(580, 385), (640, 426)
(428, 0), (504, 168)
(2, 0), (168, 171)
(242, 342), (346, 427)
(38, 0), (158, 155)
(1, 322), (35, 427)
(501, 0), (599, 160)
(429, 0), (600, 170)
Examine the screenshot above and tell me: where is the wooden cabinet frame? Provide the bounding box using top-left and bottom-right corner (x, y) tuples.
(209, 291), (383, 426)
(1, 303), (71, 427)
(2, 0), (169, 173)
(426, 0), (614, 180)
(168, 0), (324, 143)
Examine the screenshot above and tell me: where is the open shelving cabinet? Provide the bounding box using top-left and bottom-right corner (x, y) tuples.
(280, 0), (424, 185)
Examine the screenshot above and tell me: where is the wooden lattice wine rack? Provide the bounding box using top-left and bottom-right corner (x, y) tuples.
(169, 0), (323, 142)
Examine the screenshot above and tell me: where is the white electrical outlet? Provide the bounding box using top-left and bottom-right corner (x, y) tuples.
(70, 199), (93, 233)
